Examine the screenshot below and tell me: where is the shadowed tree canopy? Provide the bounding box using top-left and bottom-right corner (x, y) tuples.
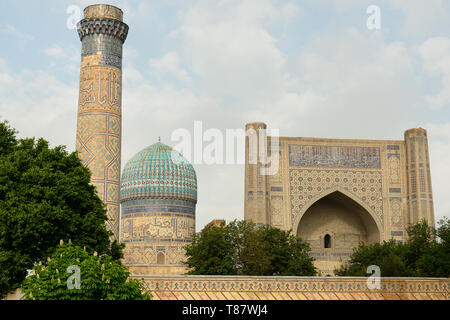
(0, 120), (122, 298)
(184, 220), (317, 276)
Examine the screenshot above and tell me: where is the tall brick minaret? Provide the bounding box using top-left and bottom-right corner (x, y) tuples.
(75, 4), (129, 240)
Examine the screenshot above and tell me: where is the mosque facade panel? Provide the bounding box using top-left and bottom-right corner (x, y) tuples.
(244, 124), (435, 275)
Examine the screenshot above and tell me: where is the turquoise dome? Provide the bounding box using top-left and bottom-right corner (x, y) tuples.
(120, 142), (197, 203)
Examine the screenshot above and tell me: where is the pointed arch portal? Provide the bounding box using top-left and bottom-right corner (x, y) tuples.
(296, 191), (380, 259)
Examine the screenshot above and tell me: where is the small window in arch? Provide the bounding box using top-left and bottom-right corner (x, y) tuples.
(156, 252), (165, 265)
(324, 234), (331, 248)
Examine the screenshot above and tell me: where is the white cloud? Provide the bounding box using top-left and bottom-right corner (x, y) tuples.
(389, 0), (449, 38)
(124, 46), (140, 60)
(425, 122), (450, 222)
(2, 24), (34, 41)
(149, 51), (192, 84)
(174, 0), (302, 103)
(418, 37), (450, 109)
(0, 63), (77, 150)
(43, 45), (66, 59)
(331, 0), (372, 12)
(0, 57), (10, 74)
(181, 22), (285, 99)
(42, 44), (80, 76)
(244, 28), (421, 140)
(180, 0), (298, 27)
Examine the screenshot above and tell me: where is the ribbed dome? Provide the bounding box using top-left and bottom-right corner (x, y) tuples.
(120, 142), (197, 203)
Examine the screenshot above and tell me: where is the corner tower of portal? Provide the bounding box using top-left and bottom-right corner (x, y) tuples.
(244, 122), (270, 226)
(404, 128), (435, 226)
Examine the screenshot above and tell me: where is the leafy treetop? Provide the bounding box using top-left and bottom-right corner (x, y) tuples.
(21, 242), (151, 300)
(184, 220), (317, 276)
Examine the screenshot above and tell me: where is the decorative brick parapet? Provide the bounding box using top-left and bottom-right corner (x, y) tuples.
(132, 275), (449, 300)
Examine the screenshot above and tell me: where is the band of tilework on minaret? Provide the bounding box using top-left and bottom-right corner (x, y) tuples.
(75, 4), (129, 240)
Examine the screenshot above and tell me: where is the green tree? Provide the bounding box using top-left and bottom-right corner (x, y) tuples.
(334, 219), (450, 277)
(0, 120), (118, 298)
(0, 120), (17, 156)
(415, 218), (450, 277)
(184, 220), (316, 276)
(240, 224), (316, 276)
(184, 221), (236, 275)
(403, 220), (435, 268)
(21, 242), (151, 300)
(334, 240), (409, 276)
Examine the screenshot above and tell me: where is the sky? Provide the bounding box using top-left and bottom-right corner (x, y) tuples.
(0, 0), (449, 231)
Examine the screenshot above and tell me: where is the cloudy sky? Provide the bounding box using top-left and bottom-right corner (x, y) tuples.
(0, 0), (449, 230)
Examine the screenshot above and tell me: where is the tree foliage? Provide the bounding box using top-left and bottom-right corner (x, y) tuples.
(335, 219), (450, 277)
(184, 220), (316, 276)
(0, 120), (119, 298)
(21, 242), (151, 300)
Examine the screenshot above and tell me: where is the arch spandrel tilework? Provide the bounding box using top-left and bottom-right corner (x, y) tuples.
(289, 169), (384, 230)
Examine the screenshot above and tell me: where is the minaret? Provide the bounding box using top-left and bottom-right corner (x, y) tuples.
(404, 128), (435, 227)
(75, 4), (129, 240)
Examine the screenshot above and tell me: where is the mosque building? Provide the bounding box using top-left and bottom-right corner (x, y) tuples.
(119, 140), (197, 275)
(244, 123), (435, 274)
(74, 4), (435, 276)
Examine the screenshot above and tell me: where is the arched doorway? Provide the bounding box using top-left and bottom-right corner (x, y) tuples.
(296, 191), (380, 275)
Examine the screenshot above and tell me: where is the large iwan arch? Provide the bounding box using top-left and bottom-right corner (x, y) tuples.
(295, 189), (381, 275)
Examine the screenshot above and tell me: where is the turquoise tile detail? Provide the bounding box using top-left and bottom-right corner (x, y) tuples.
(120, 142), (197, 203)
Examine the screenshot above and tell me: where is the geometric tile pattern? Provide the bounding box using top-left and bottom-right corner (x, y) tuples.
(390, 197), (403, 228)
(289, 169), (384, 227)
(75, 4), (128, 240)
(134, 276), (449, 300)
(120, 142), (197, 203)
